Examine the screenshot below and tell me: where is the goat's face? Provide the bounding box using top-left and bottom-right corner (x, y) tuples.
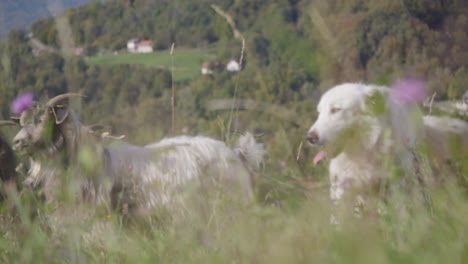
(12, 94), (81, 156)
(13, 103), (64, 156)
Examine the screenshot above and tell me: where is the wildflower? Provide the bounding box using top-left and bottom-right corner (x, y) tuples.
(390, 79), (427, 104)
(280, 160), (287, 168)
(11, 92), (34, 114)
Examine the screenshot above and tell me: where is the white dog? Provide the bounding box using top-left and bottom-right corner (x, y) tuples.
(306, 83), (424, 209)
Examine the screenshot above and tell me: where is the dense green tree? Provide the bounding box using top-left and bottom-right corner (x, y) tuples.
(1, 0), (468, 141)
(448, 67), (468, 99)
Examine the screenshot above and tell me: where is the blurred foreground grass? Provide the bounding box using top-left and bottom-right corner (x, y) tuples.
(1, 170), (468, 263)
(0, 128), (467, 264)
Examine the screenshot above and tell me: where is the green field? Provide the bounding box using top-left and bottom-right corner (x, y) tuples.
(85, 47), (216, 82)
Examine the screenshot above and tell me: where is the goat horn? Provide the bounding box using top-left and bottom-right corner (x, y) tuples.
(0, 120), (18, 126)
(46, 93), (84, 107)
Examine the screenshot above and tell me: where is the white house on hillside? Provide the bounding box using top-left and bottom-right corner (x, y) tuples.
(127, 38), (139, 52)
(127, 39), (153, 53)
(138, 40), (153, 53)
(226, 60), (241, 72)
(201, 62), (213, 75)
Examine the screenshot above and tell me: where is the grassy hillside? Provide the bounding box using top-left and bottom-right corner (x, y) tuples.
(85, 47), (217, 82)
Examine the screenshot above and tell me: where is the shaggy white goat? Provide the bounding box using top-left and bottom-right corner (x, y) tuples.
(422, 115), (468, 173)
(103, 133), (264, 214)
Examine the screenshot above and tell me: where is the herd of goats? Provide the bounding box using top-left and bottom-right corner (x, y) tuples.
(0, 87), (468, 225)
(0, 93), (265, 219)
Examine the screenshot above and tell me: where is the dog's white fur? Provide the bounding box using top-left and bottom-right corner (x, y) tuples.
(307, 83), (423, 204)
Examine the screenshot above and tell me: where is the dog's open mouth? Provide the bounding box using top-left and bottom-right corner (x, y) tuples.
(313, 150), (327, 165)
(312, 143), (344, 165)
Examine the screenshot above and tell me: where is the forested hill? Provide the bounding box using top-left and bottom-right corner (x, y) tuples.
(19, 0), (468, 96)
(1, 0), (468, 143)
(0, 0), (93, 38)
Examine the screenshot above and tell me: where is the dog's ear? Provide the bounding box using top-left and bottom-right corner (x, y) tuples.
(362, 90), (387, 116)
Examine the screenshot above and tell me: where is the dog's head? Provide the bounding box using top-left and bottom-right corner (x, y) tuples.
(307, 83), (388, 161)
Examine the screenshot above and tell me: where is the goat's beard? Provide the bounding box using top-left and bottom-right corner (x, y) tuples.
(45, 134), (65, 155)
(29, 133), (65, 159)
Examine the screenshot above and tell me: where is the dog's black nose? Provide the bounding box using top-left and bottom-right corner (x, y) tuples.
(307, 131), (319, 145)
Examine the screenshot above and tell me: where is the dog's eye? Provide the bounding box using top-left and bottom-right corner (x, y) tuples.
(330, 107), (341, 114)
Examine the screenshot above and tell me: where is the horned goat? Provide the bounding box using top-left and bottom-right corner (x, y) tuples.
(12, 93), (265, 217)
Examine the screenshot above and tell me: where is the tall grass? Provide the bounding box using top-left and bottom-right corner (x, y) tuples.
(1, 128), (467, 263)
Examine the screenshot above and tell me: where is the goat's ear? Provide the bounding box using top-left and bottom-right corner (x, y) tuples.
(51, 105), (70, 124)
(87, 124), (108, 136)
(46, 93), (83, 124)
(88, 124), (106, 133)
(88, 125), (126, 140)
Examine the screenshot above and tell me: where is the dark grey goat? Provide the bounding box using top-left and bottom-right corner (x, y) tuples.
(0, 123), (17, 202)
(12, 94), (264, 216)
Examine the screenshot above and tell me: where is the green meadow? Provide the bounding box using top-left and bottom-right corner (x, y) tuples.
(85, 47), (216, 82)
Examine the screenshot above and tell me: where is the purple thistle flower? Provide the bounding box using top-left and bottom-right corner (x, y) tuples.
(280, 160), (287, 168)
(11, 92), (34, 114)
(390, 79), (427, 104)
